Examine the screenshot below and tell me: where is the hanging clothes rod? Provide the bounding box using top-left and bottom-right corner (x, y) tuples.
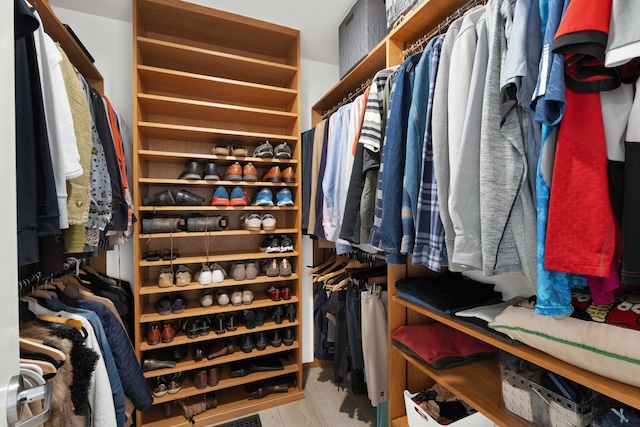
(322, 78), (372, 120)
(403, 0), (487, 58)
(18, 257), (86, 296)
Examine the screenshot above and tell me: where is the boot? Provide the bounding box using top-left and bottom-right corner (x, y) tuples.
(141, 217), (182, 234)
(181, 392), (217, 420)
(246, 379), (288, 399)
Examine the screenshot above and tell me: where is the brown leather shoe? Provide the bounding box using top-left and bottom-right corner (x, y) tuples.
(246, 379), (289, 399)
(208, 366), (221, 387)
(206, 338), (234, 359)
(162, 321), (177, 343)
(243, 163), (257, 182)
(147, 322), (161, 345)
(224, 162), (242, 181)
(181, 392), (217, 419)
(282, 167), (295, 183)
(163, 401), (175, 417)
(193, 369), (208, 390)
(262, 166), (282, 182)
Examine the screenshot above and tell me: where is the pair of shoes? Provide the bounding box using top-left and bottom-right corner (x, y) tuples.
(241, 213), (276, 231)
(154, 294), (188, 315)
(143, 189), (204, 206)
(195, 263), (227, 285)
(141, 216), (185, 234)
(252, 141), (291, 159)
(144, 248), (179, 262)
(266, 286), (291, 301)
(184, 317), (211, 338)
(230, 260), (259, 281)
(178, 161), (220, 180)
(229, 289), (254, 306)
(246, 379), (289, 399)
(186, 215), (228, 232)
(262, 258), (292, 277)
(206, 338), (234, 359)
(238, 331), (267, 352)
(158, 265), (192, 287)
(212, 142), (247, 157)
(259, 235), (294, 253)
(224, 162), (257, 182)
(241, 308), (266, 330)
(211, 312), (238, 334)
(191, 367), (221, 389)
(254, 188), (294, 206)
(262, 166), (295, 183)
(210, 186), (251, 206)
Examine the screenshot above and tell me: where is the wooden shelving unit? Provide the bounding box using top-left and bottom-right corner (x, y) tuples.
(133, 0), (303, 425)
(311, 0), (640, 425)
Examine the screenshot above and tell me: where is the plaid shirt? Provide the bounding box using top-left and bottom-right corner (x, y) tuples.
(412, 35), (446, 270)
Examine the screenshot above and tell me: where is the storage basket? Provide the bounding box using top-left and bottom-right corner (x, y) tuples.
(403, 390), (494, 427)
(501, 367), (602, 427)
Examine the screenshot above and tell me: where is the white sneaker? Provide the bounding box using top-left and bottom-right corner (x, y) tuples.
(195, 265), (212, 285)
(210, 263), (227, 283)
(261, 213), (276, 230)
(241, 213), (262, 231)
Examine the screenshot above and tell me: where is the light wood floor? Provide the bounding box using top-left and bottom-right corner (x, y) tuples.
(212, 365), (377, 427)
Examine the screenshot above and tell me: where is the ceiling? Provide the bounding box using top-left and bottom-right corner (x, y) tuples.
(48, 0), (357, 65)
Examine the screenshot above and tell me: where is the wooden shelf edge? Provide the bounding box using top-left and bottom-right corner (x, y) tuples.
(139, 229), (298, 240)
(138, 121), (299, 142)
(392, 295), (640, 410)
(137, 206), (298, 212)
(138, 149), (298, 164)
(139, 251), (298, 267)
(138, 178), (298, 187)
(391, 416), (408, 427)
(140, 273), (300, 295)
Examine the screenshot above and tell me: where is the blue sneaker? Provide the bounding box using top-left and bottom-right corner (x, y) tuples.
(210, 186), (229, 206)
(254, 188), (274, 206)
(276, 188), (294, 206)
(229, 186), (249, 206)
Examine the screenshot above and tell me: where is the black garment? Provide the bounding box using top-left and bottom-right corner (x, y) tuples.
(396, 272), (502, 313)
(325, 289), (350, 387)
(313, 123), (330, 238)
(340, 142), (366, 244)
(622, 142), (640, 285)
(301, 128), (315, 233)
(346, 281), (366, 394)
(15, 0), (60, 266)
(89, 87), (127, 232)
(607, 160), (624, 227)
(313, 282), (332, 360)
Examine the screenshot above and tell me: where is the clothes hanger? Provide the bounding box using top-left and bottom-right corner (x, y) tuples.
(312, 255), (351, 282)
(307, 254), (337, 276)
(316, 259), (368, 283)
(19, 358), (57, 377)
(19, 337), (66, 363)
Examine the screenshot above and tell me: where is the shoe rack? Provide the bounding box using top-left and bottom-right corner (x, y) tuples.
(312, 0), (640, 426)
(133, 1), (303, 425)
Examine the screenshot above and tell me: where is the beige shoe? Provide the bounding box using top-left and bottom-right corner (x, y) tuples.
(175, 265), (192, 287)
(158, 268), (174, 288)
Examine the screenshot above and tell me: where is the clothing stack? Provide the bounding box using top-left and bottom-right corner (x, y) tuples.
(15, 0), (133, 271)
(304, 0), (640, 318)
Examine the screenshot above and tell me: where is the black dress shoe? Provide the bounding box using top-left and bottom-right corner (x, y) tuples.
(254, 331), (267, 351)
(175, 189), (205, 206)
(143, 189), (176, 206)
(287, 304), (297, 322)
(179, 161), (201, 180)
(193, 342), (204, 361)
(268, 329), (282, 347)
(243, 310), (256, 329)
(203, 162), (220, 180)
(240, 334), (253, 353)
(283, 328), (294, 346)
(184, 320), (199, 339)
(254, 309), (266, 327)
(226, 313), (237, 331)
(198, 317), (211, 335)
(272, 306), (284, 324)
(213, 314), (226, 335)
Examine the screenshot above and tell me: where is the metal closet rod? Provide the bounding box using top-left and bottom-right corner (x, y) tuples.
(322, 78), (372, 120)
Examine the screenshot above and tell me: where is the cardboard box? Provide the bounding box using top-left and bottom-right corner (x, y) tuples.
(338, 0), (387, 78)
(403, 390), (495, 427)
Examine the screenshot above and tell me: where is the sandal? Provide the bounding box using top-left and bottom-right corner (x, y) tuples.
(252, 141), (274, 158)
(144, 250), (162, 262)
(162, 248), (179, 261)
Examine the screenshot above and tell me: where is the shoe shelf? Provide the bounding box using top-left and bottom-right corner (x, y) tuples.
(137, 37), (297, 88)
(138, 66), (297, 111)
(140, 295), (300, 323)
(142, 384), (304, 427)
(138, 178), (297, 187)
(151, 358), (300, 404)
(140, 229), (298, 240)
(141, 319), (300, 351)
(138, 150), (298, 165)
(138, 122), (298, 144)
(139, 94), (297, 128)
(143, 341), (300, 379)
(140, 274), (299, 295)
(138, 206), (298, 212)
(139, 250), (298, 268)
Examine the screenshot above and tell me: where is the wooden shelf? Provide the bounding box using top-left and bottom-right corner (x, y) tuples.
(393, 347), (533, 427)
(391, 416), (408, 427)
(140, 295), (299, 323)
(141, 320), (299, 351)
(137, 37), (297, 88)
(312, 41), (386, 114)
(140, 273), (299, 295)
(142, 386), (304, 427)
(387, 0), (469, 44)
(138, 65), (297, 110)
(138, 149), (298, 165)
(138, 178), (297, 187)
(139, 250), (298, 267)
(393, 295), (640, 410)
(140, 229), (298, 240)
(138, 206), (298, 212)
(142, 341), (300, 378)
(150, 358), (300, 403)
(138, 93), (297, 128)
(138, 121), (298, 144)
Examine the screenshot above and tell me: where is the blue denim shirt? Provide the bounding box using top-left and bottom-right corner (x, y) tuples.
(322, 106), (347, 237)
(378, 52), (423, 264)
